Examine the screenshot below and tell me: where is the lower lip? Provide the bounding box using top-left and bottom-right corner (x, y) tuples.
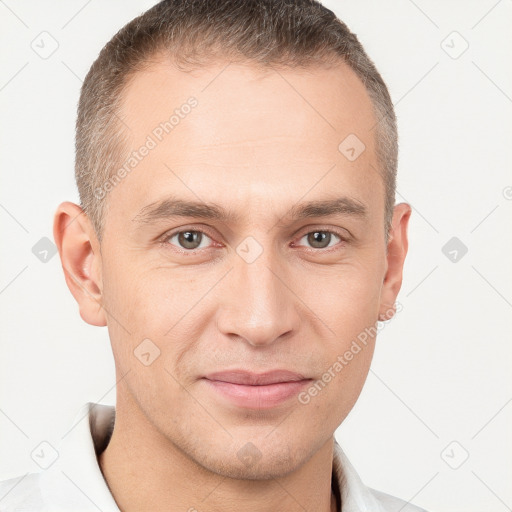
(202, 379), (311, 409)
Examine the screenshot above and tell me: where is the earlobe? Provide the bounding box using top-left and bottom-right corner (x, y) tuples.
(53, 201), (107, 327)
(378, 202), (412, 322)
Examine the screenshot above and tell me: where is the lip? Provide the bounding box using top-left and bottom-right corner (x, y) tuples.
(205, 369), (308, 385)
(202, 370), (312, 409)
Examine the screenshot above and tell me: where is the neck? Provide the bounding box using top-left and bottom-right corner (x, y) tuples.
(98, 392), (338, 512)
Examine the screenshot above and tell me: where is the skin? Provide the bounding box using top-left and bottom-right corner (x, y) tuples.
(53, 56), (411, 512)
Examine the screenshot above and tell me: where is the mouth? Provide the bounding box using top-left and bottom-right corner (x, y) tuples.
(202, 370), (313, 409)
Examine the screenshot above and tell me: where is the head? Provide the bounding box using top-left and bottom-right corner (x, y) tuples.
(54, 0), (411, 480)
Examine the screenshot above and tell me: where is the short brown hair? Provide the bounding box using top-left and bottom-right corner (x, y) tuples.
(75, 0), (397, 242)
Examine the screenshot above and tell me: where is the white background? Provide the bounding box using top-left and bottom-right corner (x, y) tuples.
(1, 1), (511, 511)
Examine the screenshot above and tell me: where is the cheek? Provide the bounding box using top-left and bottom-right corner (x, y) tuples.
(100, 263), (203, 417)
(101, 261), (219, 374)
(305, 258), (383, 330)
(294, 261), (381, 419)
(299, 335), (376, 431)
(104, 258), (204, 332)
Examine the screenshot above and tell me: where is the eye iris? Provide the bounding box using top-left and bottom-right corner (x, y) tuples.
(308, 231), (330, 248)
(178, 231), (202, 249)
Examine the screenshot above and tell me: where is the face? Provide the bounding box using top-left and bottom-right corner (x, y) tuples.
(59, 57), (409, 480)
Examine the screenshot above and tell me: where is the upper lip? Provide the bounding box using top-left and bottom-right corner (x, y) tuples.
(204, 370), (309, 386)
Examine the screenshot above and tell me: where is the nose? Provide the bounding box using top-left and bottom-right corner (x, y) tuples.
(215, 240), (300, 347)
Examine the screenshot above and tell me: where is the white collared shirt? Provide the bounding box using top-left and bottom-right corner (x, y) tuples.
(0, 402), (427, 511)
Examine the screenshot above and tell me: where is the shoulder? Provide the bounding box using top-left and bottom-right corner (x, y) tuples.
(368, 486), (430, 512)
(0, 473), (45, 511)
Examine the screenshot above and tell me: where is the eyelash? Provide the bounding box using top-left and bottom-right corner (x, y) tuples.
(159, 226), (349, 254)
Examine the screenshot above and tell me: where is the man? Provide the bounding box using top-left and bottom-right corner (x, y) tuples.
(0, 0), (424, 510)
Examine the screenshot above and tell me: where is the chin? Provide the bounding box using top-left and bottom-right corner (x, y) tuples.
(188, 436), (317, 481)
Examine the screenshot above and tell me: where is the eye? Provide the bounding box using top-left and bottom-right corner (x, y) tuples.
(164, 230), (214, 251)
(160, 227), (348, 254)
(295, 230), (345, 250)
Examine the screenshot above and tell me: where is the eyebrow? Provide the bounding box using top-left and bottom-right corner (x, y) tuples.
(132, 195), (368, 225)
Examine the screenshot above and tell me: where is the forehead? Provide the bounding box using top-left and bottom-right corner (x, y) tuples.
(107, 57), (382, 228)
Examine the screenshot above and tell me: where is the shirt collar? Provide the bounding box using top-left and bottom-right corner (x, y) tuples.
(39, 402), (386, 512)
(39, 402), (120, 511)
(332, 439), (388, 512)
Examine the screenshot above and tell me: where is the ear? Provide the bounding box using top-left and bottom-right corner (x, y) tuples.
(53, 201), (107, 327)
(378, 202), (412, 321)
